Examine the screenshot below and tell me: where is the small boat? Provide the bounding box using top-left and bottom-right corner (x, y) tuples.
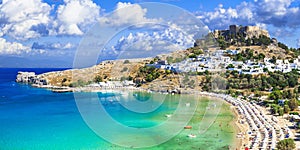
(184, 126), (192, 129)
(52, 89), (73, 93)
(187, 134), (197, 138)
(185, 103), (190, 107)
(165, 114), (172, 118)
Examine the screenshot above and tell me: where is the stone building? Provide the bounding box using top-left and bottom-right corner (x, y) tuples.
(213, 25), (270, 40)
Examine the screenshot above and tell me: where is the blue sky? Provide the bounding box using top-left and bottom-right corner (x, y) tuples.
(0, 0), (299, 68)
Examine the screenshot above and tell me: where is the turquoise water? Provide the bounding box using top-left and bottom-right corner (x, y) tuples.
(0, 68), (236, 150)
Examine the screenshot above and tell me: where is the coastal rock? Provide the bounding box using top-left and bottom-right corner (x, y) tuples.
(16, 71), (47, 85)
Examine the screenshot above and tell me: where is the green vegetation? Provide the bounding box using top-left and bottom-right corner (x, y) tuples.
(232, 48), (265, 61)
(288, 98), (299, 111)
(284, 105), (290, 113)
(226, 70), (300, 91)
(165, 56), (186, 64)
(121, 67), (128, 72)
(279, 108), (284, 116)
(200, 68), (300, 115)
(123, 60), (130, 64)
(69, 79), (89, 87)
(120, 76), (133, 81)
(187, 47), (204, 55)
(276, 138), (296, 150)
(216, 34), (272, 49)
(226, 64), (234, 69)
(94, 75), (103, 83)
(278, 42), (289, 50)
(216, 36), (230, 49)
(188, 54), (197, 58)
(62, 78), (67, 83)
(290, 112), (299, 115)
(186, 47), (204, 59)
(137, 66), (161, 82)
(270, 104), (281, 115)
(181, 73), (196, 89)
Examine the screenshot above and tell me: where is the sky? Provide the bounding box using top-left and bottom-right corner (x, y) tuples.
(0, 0), (299, 68)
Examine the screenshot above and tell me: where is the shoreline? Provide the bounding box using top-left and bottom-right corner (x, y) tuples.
(25, 84), (246, 149)
(20, 83), (296, 149)
(199, 95), (245, 149)
(74, 87), (245, 149)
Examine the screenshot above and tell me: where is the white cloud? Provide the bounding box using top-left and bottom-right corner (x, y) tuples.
(297, 39), (300, 48)
(99, 2), (161, 27)
(198, 0), (300, 30)
(198, 2), (256, 29)
(0, 0), (52, 40)
(256, 0), (293, 17)
(32, 42), (75, 50)
(255, 23), (267, 30)
(108, 27), (194, 59)
(55, 0), (101, 35)
(272, 28), (294, 37)
(0, 38), (31, 55)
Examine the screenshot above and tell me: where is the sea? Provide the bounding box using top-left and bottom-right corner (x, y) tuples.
(0, 68), (237, 150)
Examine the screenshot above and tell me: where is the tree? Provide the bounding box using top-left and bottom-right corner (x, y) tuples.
(165, 70), (171, 74)
(258, 53), (265, 60)
(284, 105), (290, 113)
(279, 108), (284, 116)
(270, 104), (280, 115)
(276, 138), (295, 150)
(226, 64), (234, 69)
(288, 76), (298, 87)
(123, 60), (130, 64)
(278, 42), (289, 50)
(120, 76), (127, 81)
(246, 39), (251, 46)
(128, 76), (133, 81)
(204, 70), (209, 75)
(188, 54), (197, 58)
(193, 49), (203, 55)
(258, 35), (271, 45)
(121, 67), (128, 72)
(270, 56), (277, 64)
(94, 76), (103, 83)
(288, 99), (299, 111)
(77, 79), (86, 87)
(146, 74), (154, 82)
(62, 78), (67, 83)
(269, 90), (282, 101)
(166, 57), (174, 64)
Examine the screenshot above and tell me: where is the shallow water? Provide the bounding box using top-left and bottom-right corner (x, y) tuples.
(0, 68), (236, 149)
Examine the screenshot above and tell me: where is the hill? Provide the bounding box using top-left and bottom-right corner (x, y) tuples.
(17, 25), (300, 95)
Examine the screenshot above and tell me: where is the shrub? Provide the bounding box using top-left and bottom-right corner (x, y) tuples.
(288, 99), (299, 111)
(123, 60), (130, 64)
(94, 76), (103, 83)
(276, 138), (295, 150)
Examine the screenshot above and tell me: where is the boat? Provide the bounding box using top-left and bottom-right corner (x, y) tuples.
(52, 89), (73, 93)
(165, 114), (172, 118)
(187, 134), (196, 138)
(184, 126), (192, 129)
(185, 103), (190, 107)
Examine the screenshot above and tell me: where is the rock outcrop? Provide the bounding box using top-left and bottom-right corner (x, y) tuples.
(16, 72), (47, 85)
